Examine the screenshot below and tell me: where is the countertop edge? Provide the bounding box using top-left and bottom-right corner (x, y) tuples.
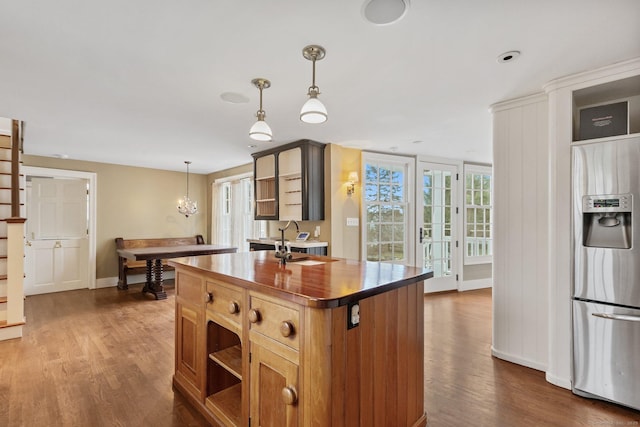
(169, 255), (433, 309)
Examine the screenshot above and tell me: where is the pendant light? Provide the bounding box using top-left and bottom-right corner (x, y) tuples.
(177, 161), (198, 217)
(249, 78), (273, 141)
(300, 45), (327, 124)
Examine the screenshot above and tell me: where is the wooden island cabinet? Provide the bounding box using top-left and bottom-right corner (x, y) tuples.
(169, 251), (432, 427)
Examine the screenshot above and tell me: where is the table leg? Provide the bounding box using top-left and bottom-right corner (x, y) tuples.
(142, 259), (167, 300)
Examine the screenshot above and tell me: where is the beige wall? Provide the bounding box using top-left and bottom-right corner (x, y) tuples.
(463, 263), (492, 281)
(328, 144), (361, 260)
(24, 155), (209, 280)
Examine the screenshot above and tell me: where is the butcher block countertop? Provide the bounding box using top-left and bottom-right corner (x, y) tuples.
(168, 250), (432, 308)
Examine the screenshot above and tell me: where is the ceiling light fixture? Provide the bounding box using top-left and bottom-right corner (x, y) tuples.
(362, 0), (410, 25)
(249, 78), (273, 141)
(300, 45), (328, 124)
(177, 161), (198, 217)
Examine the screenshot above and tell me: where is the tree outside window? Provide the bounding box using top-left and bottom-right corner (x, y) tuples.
(364, 161), (408, 263)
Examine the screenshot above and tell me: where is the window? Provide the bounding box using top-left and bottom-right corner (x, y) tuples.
(464, 165), (492, 264)
(213, 174), (265, 252)
(362, 153), (414, 264)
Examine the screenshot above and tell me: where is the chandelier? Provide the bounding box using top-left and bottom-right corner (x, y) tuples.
(177, 161), (198, 217)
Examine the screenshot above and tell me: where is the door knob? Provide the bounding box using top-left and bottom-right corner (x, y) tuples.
(54, 241), (62, 248)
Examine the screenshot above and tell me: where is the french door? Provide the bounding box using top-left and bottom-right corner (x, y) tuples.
(361, 154), (459, 293)
(416, 162), (459, 293)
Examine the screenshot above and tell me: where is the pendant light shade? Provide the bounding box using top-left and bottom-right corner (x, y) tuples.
(250, 78), (272, 141)
(249, 117), (272, 141)
(300, 45), (327, 124)
(300, 94), (328, 124)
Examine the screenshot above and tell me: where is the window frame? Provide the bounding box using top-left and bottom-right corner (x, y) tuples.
(463, 164), (493, 265)
(360, 152), (415, 265)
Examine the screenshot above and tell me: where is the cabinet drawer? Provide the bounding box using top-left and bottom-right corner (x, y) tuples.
(249, 294), (300, 350)
(206, 280), (243, 331)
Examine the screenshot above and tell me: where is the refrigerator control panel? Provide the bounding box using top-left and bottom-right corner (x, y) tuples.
(583, 194), (632, 213)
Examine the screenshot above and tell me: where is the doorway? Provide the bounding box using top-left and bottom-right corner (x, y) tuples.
(416, 162), (460, 293)
(22, 166), (96, 295)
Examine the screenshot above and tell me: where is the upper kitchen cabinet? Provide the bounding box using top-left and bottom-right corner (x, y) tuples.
(252, 140), (325, 221)
(254, 153), (278, 220)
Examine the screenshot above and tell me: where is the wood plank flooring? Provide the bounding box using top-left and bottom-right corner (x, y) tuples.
(424, 288), (639, 426)
(0, 285), (638, 426)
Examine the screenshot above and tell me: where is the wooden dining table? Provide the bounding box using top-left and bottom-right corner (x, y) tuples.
(116, 244), (237, 299)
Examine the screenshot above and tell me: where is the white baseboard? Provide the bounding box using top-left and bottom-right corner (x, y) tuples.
(492, 347), (571, 389)
(0, 324), (23, 341)
(491, 346), (547, 372)
(459, 278), (492, 291)
(545, 372), (572, 390)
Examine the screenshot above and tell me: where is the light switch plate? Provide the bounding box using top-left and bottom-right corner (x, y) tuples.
(346, 217), (359, 226)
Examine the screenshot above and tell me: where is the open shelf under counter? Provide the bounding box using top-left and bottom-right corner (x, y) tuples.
(205, 383), (242, 427)
(209, 345), (242, 380)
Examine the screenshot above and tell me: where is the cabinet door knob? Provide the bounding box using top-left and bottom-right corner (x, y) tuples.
(205, 292), (213, 303)
(228, 301), (240, 314)
(280, 321), (295, 337)
(282, 385), (298, 405)
(248, 309), (261, 323)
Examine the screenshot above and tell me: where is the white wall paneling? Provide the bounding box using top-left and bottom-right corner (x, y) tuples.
(491, 93), (549, 372)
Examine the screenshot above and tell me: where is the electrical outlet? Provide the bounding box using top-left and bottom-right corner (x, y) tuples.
(347, 301), (360, 329)
(346, 217), (359, 226)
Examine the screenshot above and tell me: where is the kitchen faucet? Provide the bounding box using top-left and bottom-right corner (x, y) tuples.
(275, 220), (299, 266)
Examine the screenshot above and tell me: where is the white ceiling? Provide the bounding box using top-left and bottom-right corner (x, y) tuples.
(1, 0), (639, 174)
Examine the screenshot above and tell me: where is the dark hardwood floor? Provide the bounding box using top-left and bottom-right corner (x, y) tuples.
(0, 285), (638, 426)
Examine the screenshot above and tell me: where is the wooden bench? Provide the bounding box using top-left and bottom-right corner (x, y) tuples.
(115, 235), (205, 289)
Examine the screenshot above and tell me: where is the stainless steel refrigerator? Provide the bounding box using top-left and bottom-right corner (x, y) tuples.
(572, 135), (640, 410)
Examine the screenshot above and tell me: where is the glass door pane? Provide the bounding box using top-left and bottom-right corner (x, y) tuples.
(418, 162), (458, 293)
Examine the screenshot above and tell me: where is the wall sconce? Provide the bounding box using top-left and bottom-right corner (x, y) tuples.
(346, 171), (359, 196)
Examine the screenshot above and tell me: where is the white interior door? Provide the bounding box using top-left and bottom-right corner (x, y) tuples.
(417, 162), (459, 293)
(24, 176), (90, 295)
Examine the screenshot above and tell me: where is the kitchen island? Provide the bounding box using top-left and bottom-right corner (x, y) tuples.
(169, 251), (432, 427)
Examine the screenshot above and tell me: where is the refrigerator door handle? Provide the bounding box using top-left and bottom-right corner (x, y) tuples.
(592, 312), (640, 322)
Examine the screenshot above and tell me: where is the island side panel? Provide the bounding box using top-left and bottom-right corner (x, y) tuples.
(305, 281), (426, 427)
